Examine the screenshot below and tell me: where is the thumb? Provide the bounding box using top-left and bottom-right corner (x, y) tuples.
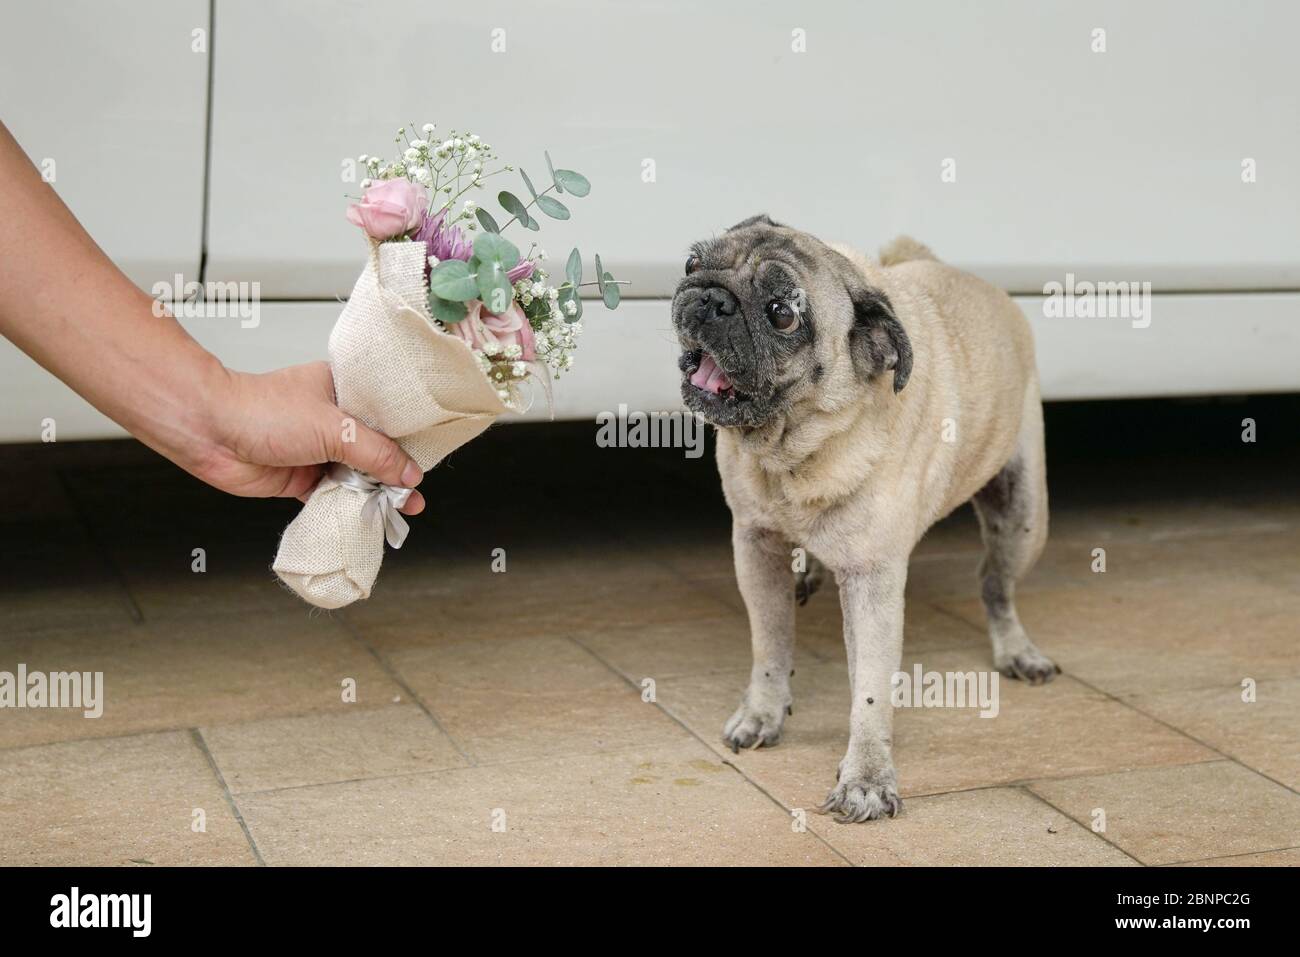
(325, 414), (423, 489)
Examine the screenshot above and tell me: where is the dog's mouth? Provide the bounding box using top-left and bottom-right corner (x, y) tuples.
(681, 349), (752, 404)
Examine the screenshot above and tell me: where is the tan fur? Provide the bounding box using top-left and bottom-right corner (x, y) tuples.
(718, 241), (1038, 563)
(709, 235), (1055, 822)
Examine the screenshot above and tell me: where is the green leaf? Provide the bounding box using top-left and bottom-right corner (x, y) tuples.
(554, 168), (590, 197)
(535, 195), (570, 220)
(473, 232), (520, 269)
(477, 267), (514, 314)
(593, 254), (606, 293)
(565, 247), (582, 287)
(520, 168), (538, 200)
(497, 190), (537, 230)
(545, 151), (561, 193)
(602, 272), (621, 309)
(473, 234), (519, 315)
(427, 260), (479, 301)
(428, 293), (468, 325)
(475, 207), (500, 233)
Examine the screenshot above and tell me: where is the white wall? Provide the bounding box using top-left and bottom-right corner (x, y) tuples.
(1, 0), (1297, 442)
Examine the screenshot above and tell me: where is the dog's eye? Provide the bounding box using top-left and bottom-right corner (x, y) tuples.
(766, 300), (798, 331)
(685, 255), (701, 275)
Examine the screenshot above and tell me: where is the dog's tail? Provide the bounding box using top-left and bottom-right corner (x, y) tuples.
(878, 236), (937, 266)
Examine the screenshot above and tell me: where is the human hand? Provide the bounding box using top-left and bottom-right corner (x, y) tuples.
(187, 361), (426, 515)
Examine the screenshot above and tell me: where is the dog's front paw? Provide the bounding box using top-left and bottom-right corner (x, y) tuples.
(722, 689), (790, 753)
(996, 646), (1061, 685)
(817, 771), (902, 823)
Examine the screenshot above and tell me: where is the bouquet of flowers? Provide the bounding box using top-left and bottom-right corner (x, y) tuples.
(273, 123), (624, 609)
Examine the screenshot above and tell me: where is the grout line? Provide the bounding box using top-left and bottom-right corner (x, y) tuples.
(52, 469), (144, 623)
(1063, 673), (1300, 799)
(334, 612), (477, 767)
(1158, 843), (1300, 867)
(235, 762), (474, 799)
(197, 0), (215, 285)
(566, 633), (854, 866)
(1018, 784), (1147, 866)
(189, 728), (266, 867)
(925, 600), (988, 637)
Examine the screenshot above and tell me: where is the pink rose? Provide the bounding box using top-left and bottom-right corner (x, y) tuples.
(451, 300), (536, 361)
(346, 178), (428, 240)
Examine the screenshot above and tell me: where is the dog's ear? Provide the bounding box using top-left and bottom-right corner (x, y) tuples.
(728, 213), (785, 231)
(848, 286), (912, 393)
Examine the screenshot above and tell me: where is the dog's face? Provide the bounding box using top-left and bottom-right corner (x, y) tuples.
(672, 215), (912, 429)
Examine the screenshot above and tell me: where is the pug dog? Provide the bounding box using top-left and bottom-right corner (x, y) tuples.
(672, 215), (1058, 823)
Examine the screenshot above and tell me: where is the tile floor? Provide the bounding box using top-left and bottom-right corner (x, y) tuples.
(1, 397), (1297, 866)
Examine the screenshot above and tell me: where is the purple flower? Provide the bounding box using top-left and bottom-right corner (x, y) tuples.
(506, 258), (535, 283)
(418, 208), (536, 283)
(417, 208), (473, 264)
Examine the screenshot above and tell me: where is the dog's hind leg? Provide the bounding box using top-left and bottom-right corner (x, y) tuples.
(794, 553), (827, 606)
(971, 382), (1059, 684)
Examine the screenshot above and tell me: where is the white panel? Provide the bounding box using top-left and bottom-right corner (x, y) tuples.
(3, 295), (1298, 441)
(207, 0), (1300, 299)
(0, 0), (209, 290)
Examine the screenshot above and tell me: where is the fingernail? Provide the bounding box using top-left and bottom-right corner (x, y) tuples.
(401, 462), (422, 487)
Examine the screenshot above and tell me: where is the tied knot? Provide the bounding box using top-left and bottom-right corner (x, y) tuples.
(326, 463), (413, 549)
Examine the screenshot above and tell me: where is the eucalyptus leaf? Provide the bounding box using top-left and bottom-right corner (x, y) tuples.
(565, 247), (582, 287)
(593, 254), (606, 293)
(535, 195), (570, 220)
(554, 168), (590, 197)
(475, 207), (500, 233)
(602, 273), (621, 309)
(473, 232), (521, 269)
(545, 151), (561, 193)
(498, 190), (532, 226)
(428, 293), (468, 324)
(520, 167), (538, 200)
(427, 259), (479, 301)
(475, 260), (514, 315)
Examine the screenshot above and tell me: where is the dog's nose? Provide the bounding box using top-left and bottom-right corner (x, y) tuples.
(685, 287), (739, 322)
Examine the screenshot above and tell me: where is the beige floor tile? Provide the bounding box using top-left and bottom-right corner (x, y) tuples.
(1128, 678), (1300, 790)
(1030, 761), (1300, 865)
(812, 786), (1137, 866)
(0, 544), (138, 635)
(387, 635), (693, 763)
(659, 654), (1215, 809)
(909, 519), (1300, 605)
(574, 613), (827, 681)
(347, 565), (732, 652)
(238, 742), (845, 866)
(939, 575), (1300, 696)
(0, 731), (255, 866)
(1045, 500), (1287, 546)
(200, 704), (468, 794)
(112, 547), (309, 619)
(0, 612), (403, 749)
(1180, 846), (1300, 866)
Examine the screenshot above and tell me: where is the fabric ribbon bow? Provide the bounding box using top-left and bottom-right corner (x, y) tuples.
(326, 463), (413, 549)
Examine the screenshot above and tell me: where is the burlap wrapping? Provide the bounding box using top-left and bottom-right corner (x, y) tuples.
(273, 241), (508, 608)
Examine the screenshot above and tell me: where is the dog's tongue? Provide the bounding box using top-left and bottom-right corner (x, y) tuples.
(690, 354), (732, 394)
